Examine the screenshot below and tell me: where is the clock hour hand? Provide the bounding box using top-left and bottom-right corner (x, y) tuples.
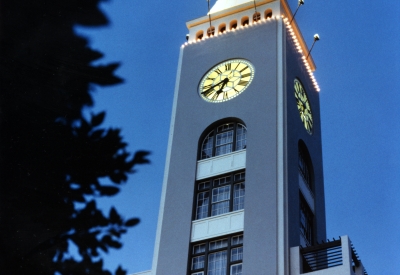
(201, 79), (227, 95)
(215, 78), (229, 95)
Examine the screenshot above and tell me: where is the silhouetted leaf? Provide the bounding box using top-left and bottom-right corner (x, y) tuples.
(91, 129), (105, 140)
(125, 218), (140, 227)
(98, 186), (120, 196)
(109, 207), (120, 224)
(132, 150), (151, 165)
(115, 266), (127, 275)
(91, 112), (106, 127)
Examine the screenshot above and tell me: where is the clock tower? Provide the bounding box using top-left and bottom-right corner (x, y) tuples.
(131, 0), (364, 274)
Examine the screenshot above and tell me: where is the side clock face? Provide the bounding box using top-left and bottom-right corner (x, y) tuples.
(199, 59), (254, 103)
(294, 79), (313, 134)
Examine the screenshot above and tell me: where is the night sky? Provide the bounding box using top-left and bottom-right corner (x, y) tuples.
(75, 0), (400, 274)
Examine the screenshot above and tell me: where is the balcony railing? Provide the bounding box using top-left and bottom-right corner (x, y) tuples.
(290, 235), (368, 275)
(301, 239), (342, 272)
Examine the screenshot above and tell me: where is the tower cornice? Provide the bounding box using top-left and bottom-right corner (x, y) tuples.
(185, 0), (316, 72)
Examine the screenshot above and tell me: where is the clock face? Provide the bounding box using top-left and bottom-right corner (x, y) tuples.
(294, 78), (313, 134)
(199, 59), (254, 103)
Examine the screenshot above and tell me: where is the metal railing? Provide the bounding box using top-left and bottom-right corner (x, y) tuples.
(301, 239), (343, 272)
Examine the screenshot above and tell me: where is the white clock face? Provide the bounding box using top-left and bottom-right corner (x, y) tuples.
(199, 59), (255, 103)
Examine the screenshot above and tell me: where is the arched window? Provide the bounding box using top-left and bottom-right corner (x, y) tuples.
(253, 12), (261, 22)
(218, 23), (226, 34)
(241, 16), (249, 26)
(265, 9), (273, 19)
(196, 30), (204, 41)
(200, 122), (247, 160)
(298, 140), (313, 191)
(230, 20), (238, 30)
(207, 26), (215, 37)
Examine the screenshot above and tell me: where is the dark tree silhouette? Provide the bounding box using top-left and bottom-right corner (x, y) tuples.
(0, 0), (150, 274)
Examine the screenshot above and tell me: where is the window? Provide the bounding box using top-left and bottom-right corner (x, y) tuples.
(207, 26), (215, 36)
(190, 234), (243, 275)
(300, 193), (314, 245)
(298, 140), (313, 191)
(230, 20), (238, 30)
(264, 9), (273, 19)
(241, 16), (249, 26)
(197, 30), (204, 41)
(200, 122), (247, 160)
(252, 12), (261, 22)
(219, 23), (226, 34)
(194, 171), (245, 220)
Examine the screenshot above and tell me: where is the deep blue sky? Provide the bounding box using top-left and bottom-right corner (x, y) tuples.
(76, 0), (400, 274)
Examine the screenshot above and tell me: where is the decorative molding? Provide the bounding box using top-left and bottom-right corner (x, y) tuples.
(191, 210), (244, 242)
(196, 150), (246, 180)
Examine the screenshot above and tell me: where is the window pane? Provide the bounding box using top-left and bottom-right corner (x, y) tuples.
(212, 186), (230, 203)
(217, 123), (234, 132)
(215, 143), (233, 156)
(214, 176), (231, 186)
(211, 186), (230, 216)
(193, 244), (206, 254)
(198, 181), (211, 190)
(202, 131), (214, 159)
(230, 247), (243, 261)
(234, 172), (245, 181)
(211, 200), (230, 216)
(231, 235), (243, 245)
(192, 272), (204, 275)
(192, 255), (205, 270)
(196, 192), (209, 219)
(208, 251), (227, 275)
(300, 196), (313, 245)
(215, 131), (233, 156)
(233, 183), (245, 211)
(298, 145), (312, 189)
(209, 239), (228, 250)
(235, 124), (247, 150)
(216, 131), (233, 146)
(230, 263), (242, 275)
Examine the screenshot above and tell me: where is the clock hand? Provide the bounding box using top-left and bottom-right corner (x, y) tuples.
(215, 78), (229, 95)
(202, 78), (228, 95)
